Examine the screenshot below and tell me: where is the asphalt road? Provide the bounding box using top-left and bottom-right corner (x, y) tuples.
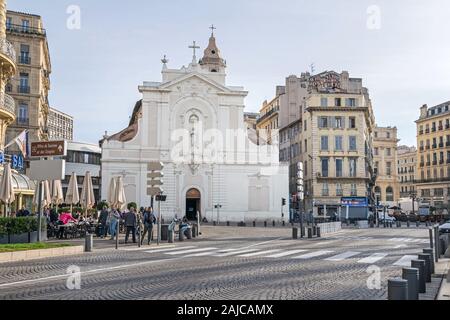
(0, 226), (441, 300)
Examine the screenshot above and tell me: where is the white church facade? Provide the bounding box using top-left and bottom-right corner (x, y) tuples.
(101, 30), (288, 222)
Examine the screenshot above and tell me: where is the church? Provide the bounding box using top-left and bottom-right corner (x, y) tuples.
(101, 28), (289, 222)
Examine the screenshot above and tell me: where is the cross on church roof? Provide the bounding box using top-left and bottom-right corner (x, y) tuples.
(161, 54), (169, 64)
(189, 41), (200, 59)
(210, 24), (216, 36)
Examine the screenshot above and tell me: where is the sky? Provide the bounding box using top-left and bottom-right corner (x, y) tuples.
(8, 0), (450, 147)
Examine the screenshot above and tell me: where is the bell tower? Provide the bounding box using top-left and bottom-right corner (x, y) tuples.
(199, 25), (226, 73)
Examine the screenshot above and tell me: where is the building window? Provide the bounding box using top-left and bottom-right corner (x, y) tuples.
(335, 117), (343, 129)
(319, 117), (328, 128)
(374, 131), (378, 138)
(20, 44), (30, 64)
(321, 136), (329, 151)
(386, 132), (391, 139)
(18, 103), (28, 124)
(336, 183), (343, 196)
(321, 97), (328, 107)
(386, 148), (391, 156)
(349, 158), (357, 177)
(349, 136), (357, 151)
(351, 184), (357, 196)
(22, 19), (30, 32)
(346, 98), (356, 107)
(335, 136), (343, 151)
(6, 17), (12, 29)
(374, 148), (379, 156)
(321, 158), (329, 177)
(336, 159), (343, 177)
(349, 117), (356, 129)
(322, 183), (329, 196)
(335, 98), (342, 107)
(386, 187), (394, 201)
(386, 162), (392, 176)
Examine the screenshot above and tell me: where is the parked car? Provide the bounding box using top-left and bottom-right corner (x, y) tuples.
(439, 221), (450, 234)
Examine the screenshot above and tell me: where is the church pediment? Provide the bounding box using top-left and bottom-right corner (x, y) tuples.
(160, 73), (232, 94)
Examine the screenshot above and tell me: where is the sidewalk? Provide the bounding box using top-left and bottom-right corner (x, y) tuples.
(436, 257), (450, 300)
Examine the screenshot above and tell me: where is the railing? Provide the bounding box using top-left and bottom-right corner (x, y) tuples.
(0, 92), (16, 115)
(19, 55), (31, 64)
(419, 130), (424, 135)
(7, 23), (46, 36)
(425, 129), (430, 134)
(18, 85), (30, 94)
(432, 144), (437, 149)
(256, 107), (279, 124)
(16, 117), (29, 126)
(446, 142), (450, 147)
(414, 178), (450, 184)
(0, 38), (16, 63)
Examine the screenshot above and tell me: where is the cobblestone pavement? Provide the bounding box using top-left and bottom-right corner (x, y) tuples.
(0, 227), (440, 300)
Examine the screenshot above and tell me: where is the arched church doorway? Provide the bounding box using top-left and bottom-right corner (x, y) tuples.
(186, 188), (201, 221)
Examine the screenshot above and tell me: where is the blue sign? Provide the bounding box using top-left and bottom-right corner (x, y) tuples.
(341, 197), (368, 207)
(0, 152), (24, 170)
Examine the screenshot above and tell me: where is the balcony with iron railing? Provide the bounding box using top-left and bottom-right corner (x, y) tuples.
(19, 55), (31, 65)
(18, 85), (30, 94)
(0, 38), (17, 75)
(0, 92), (16, 118)
(6, 24), (46, 37)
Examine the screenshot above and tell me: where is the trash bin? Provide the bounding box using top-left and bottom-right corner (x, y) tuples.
(161, 224), (169, 241)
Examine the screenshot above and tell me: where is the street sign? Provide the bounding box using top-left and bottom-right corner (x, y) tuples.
(31, 141), (67, 157)
(155, 195), (167, 202)
(148, 162), (164, 171)
(29, 159), (66, 181)
(147, 172), (165, 179)
(148, 187), (164, 196)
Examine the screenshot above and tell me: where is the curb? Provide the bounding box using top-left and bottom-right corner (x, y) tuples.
(0, 246), (85, 264)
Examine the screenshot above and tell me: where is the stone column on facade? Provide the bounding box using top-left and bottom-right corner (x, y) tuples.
(0, 0), (6, 39)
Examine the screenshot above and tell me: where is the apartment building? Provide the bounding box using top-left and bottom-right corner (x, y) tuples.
(416, 102), (450, 209)
(5, 10), (51, 148)
(398, 145), (417, 198)
(256, 95), (280, 145)
(373, 126), (400, 204)
(48, 107), (74, 141)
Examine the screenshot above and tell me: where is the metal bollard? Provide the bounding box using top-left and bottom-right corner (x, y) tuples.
(264, 221), (267, 228)
(300, 226), (305, 238)
(179, 228), (184, 241)
(282, 221), (285, 227)
(402, 268), (419, 300)
(273, 220), (276, 227)
(307, 227), (313, 239)
(85, 234), (93, 252)
(407, 221), (410, 228)
(253, 221), (256, 227)
(192, 225), (196, 238)
(416, 221), (420, 228)
(411, 260), (426, 293)
(213, 221), (216, 226)
(388, 278), (408, 300)
(418, 253), (432, 283)
(227, 221), (230, 227)
(292, 227), (298, 239)
(317, 227), (321, 238)
(423, 248), (435, 274)
(312, 226), (317, 236)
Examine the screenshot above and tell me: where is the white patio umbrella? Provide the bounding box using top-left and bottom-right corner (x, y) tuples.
(80, 171), (95, 216)
(42, 180), (52, 208)
(107, 176), (117, 209)
(52, 180), (64, 206)
(65, 172), (79, 213)
(0, 163), (15, 217)
(115, 176), (126, 211)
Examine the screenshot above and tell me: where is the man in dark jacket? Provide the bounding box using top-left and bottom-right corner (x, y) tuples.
(98, 206), (109, 238)
(141, 207), (156, 245)
(124, 207), (137, 244)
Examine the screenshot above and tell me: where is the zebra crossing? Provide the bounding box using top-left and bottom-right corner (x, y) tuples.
(144, 245), (425, 267)
(329, 235), (429, 244)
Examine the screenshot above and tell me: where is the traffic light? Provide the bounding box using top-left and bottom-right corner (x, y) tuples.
(147, 162), (164, 196)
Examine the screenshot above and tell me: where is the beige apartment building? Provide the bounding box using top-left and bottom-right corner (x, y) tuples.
(5, 10), (51, 149)
(416, 102), (450, 210)
(398, 145), (417, 198)
(244, 112), (259, 145)
(0, 1), (15, 150)
(256, 95), (280, 145)
(373, 126), (400, 204)
(278, 71), (376, 220)
(48, 107), (73, 141)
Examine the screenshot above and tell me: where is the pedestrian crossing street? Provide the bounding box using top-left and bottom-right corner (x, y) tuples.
(144, 244), (424, 267)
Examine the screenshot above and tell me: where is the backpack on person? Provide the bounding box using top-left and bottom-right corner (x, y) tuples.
(145, 212), (156, 225)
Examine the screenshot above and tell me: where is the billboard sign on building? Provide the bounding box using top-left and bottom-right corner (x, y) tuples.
(341, 197), (368, 207)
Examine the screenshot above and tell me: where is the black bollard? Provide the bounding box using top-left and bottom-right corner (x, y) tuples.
(282, 221), (285, 227)
(292, 228), (298, 239)
(253, 221), (256, 227)
(273, 220), (276, 227)
(411, 260), (426, 293)
(388, 278), (408, 300)
(307, 227), (313, 239)
(402, 268), (419, 300)
(423, 248), (435, 274)
(418, 253), (432, 283)
(264, 221), (267, 228)
(227, 221), (230, 227)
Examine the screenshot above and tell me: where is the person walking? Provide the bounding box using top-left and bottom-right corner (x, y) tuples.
(98, 206), (109, 238)
(124, 207), (137, 244)
(109, 209), (121, 240)
(141, 207), (156, 245)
